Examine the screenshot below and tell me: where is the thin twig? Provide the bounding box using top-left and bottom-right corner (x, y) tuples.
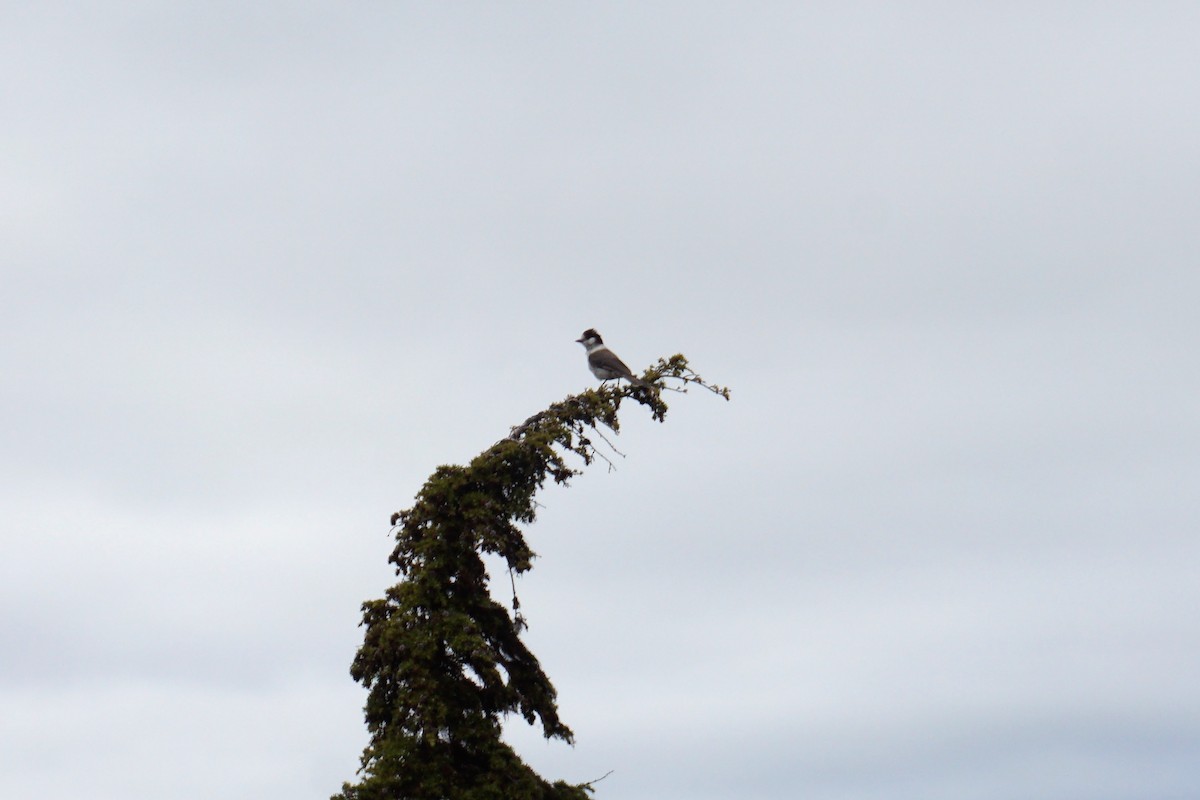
(587, 424), (626, 459)
(581, 769), (614, 788)
(580, 440), (617, 472)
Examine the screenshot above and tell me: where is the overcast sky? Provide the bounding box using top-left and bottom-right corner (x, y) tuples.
(3, 4), (1199, 799)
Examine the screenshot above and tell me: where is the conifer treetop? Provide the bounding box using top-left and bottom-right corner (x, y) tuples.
(334, 354), (728, 800)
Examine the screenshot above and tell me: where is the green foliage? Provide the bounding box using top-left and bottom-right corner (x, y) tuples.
(334, 355), (729, 800)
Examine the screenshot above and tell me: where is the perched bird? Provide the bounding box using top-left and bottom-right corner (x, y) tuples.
(575, 328), (649, 387)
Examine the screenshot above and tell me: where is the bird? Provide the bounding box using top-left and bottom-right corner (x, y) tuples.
(575, 328), (649, 387)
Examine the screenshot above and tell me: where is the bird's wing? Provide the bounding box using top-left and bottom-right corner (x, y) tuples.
(593, 350), (635, 377)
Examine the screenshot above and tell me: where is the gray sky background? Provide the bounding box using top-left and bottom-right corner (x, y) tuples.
(3, 4), (1198, 799)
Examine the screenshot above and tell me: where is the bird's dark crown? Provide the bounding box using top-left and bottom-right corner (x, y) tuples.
(577, 328), (603, 343)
